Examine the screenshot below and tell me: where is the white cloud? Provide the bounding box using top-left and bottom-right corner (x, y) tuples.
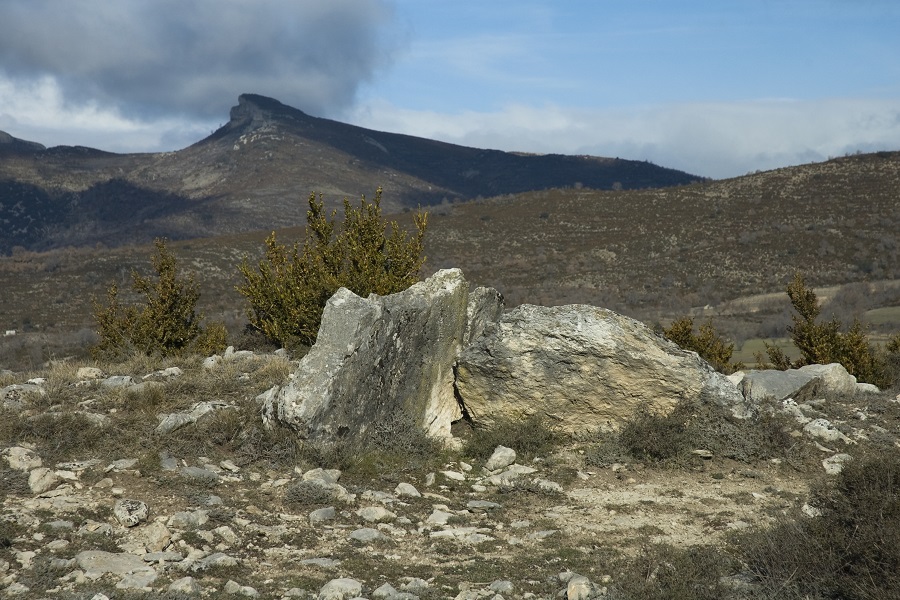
(349, 97), (900, 178)
(0, 75), (215, 152)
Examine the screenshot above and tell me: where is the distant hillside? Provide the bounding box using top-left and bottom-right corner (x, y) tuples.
(0, 94), (700, 254)
(2, 150), (898, 370)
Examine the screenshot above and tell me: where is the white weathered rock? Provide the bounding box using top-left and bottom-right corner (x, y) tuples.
(114, 499), (149, 527)
(457, 304), (747, 433)
(348, 527), (385, 543)
(356, 506), (396, 523)
(156, 400), (231, 434)
(484, 445), (516, 472)
(263, 269), (502, 442)
(76, 367), (105, 380)
(75, 550), (156, 579)
(101, 375), (135, 389)
(804, 419), (853, 444)
(309, 507), (336, 525)
(1, 384), (44, 410)
(4, 446), (42, 471)
(737, 363), (867, 403)
(224, 579), (259, 596)
(395, 482), (421, 498)
(319, 577), (363, 600)
(28, 467), (59, 494)
(823, 453), (853, 475)
(168, 576), (202, 595)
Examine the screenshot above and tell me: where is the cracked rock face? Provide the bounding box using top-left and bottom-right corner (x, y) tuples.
(456, 303), (747, 433)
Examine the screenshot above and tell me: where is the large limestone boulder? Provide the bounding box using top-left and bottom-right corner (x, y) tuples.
(734, 363), (874, 402)
(261, 269), (502, 442)
(456, 304), (746, 433)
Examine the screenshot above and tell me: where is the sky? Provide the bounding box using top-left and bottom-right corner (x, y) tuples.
(1, 1), (899, 179)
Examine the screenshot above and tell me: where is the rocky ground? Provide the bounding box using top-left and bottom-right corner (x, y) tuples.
(2, 349), (899, 599)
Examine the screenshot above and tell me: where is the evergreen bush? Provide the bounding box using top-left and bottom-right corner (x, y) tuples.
(237, 188), (427, 348)
(662, 316), (742, 374)
(91, 238), (226, 360)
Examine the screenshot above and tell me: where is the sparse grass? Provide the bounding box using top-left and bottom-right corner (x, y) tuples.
(462, 413), (562, 464)
(739, 447), (900, 599)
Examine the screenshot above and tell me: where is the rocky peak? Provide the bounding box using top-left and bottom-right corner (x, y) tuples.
(0, 130), (46, 154)
(228, 93), (311, 131)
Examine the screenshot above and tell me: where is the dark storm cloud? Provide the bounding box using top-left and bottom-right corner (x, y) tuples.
(0, 0), (396, 119)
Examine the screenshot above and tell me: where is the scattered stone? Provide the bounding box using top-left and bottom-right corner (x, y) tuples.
(484, 464), (537, 486)
(804, 419), (853, 444)
(28, 467), (59, 494)
(4, 446), (42, 471)
(485, 445), (517, 471)
(101, 375), (135, 388)
(168, 510), (210, 529)
(77, 367), (105, 380)
(467, 500), (501, 511)
(309, 507), (337, 525)
(823, 453), (853, 475)
(169, 576), (202, 595)
(116, 570), (158, 590)
(319, 577), (363, 600)
(490, 580), (514, 594)
(566, 574), (594, 600)
(426, 509), (454, 526)
(355, 505), (395, 522)
(106, 458), (139, 472)
(114, 499), (149, 527)
(395, 482), (421, 497)
(1, 384), (44, 410)
(224, 579), (259, 596)
(75, 550), (156, 579)
(180, 465), (219, 484)
(192, 552), (239, 571)
(349, 527), (385, 543)
(157, 400), (231, 434)
(441, 470), (465, 481)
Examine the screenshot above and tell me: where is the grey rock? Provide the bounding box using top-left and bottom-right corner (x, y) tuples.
(116, 570), (157, 590)
(4, 446), (42, 471)
(75, 550), (156, 578)
(28, 467), (59, 494)
(484, 445), (516, 472)
(400, 577), (430, 592)
(823, 453), (853, 475)
(309, 507), (337, 525)
(394, 482), (421, 497)
(157, 400), (231, 434)
(192, 552), (239, 571)
(302, 467), (342, 485)
(566, 575), (594, 600)
(168, 576), (202, 595)
(490, 581), (514, 594)
(348, 527), (385, 543)
(804, 418), (852, 444)
(1, 384), (43, 410)
(224, 579), (259, 596)
(263, 269), (499, 442)
(143, 551), (183, 563)
(180, 466), (219, 484)
(319, 577), (363, 600)
(76, 367), (105, 380)
(457, 304), (747, 434)
(467, 500), (502, 511)
(101, 375), (135, 389)
(114, 499), (149, 527)
(168, 509), (209, 529)
(738, 363), (864, 403)
(426, 509), (454, 526)
(105, 458), (139, 472)
(357, 506), (397, 522)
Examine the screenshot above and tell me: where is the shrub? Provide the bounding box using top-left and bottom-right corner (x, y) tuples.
(740, 448), (900, 599)
(237, 188), (427, 348)
(662, 317), (743, 374)
(762, 273), (891, 387)
(463, 413), (561, 463)
(91, 238), (227, 360)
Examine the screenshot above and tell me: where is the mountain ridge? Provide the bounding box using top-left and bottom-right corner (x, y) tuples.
(0, 93), (701, 254)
